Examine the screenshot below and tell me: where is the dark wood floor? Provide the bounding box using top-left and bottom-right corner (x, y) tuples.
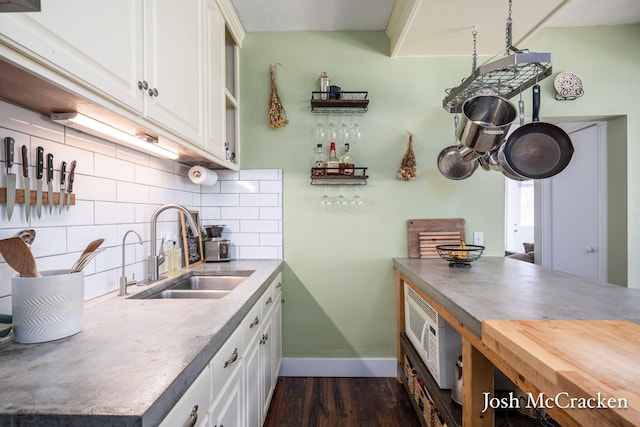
(263, 377), (422, 427)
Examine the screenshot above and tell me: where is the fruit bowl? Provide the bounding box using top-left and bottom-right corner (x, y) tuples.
(436, 244), (485, 268)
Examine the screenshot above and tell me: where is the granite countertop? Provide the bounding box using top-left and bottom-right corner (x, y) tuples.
(393, 257), (640, 338)
(0, 259), (283, 427)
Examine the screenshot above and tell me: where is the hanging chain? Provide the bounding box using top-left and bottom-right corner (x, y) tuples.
(472, 26), (478, 73)
(505, 0), (513, 51)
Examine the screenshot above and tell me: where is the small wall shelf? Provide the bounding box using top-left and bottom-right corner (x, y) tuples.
(310, 91), (369, 114)
(310, 167), (368, 185)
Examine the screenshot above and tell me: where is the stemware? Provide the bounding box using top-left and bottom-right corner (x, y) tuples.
(350, 194), (363, 210)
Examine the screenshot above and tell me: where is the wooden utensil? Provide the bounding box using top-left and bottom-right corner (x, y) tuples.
(70, 248), (105, 273)
(14, 229), (36, 247)
(0, 237), (40, 277)
(80, 238), (105, 257)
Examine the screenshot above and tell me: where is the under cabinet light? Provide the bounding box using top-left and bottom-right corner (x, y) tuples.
(50, 112), (179, 160)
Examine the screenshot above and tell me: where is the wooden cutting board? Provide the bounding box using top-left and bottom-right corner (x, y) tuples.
(482, 319), (640, 427)
(407, 218), (465, 258)
(417, 231), (462, 259)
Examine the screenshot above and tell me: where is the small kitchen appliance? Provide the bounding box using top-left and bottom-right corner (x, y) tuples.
(204, 225), (231, 262)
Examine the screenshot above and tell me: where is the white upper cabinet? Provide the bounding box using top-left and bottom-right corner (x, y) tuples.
(0, 0), (145, 110)
(0, 0), (242, 163)
(205, 0), (227, 159)
(143, 0), (206, 145)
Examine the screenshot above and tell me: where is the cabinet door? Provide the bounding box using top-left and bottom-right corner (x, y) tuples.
(204, 0), (226, 159)
(0, 0), (145, 110)
(260, 311), (274, 424)
(159, 365), (211, 427)
(244, 334), (262, 427)
(209, 364), (244, 427)
(144, 0), (206, 145)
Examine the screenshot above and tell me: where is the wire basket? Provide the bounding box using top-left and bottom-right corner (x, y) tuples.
(436, 244), (484, 268)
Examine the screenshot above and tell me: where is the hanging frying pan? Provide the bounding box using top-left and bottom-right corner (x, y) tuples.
(502, 85), (574, 179)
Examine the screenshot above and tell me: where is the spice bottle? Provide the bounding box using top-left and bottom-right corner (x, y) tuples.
(319, 72), (330, 100)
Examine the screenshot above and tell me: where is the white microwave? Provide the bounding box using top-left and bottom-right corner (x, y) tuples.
(404, 282), (461, 389)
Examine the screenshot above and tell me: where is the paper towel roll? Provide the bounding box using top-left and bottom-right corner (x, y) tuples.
(188, 166), (218, 186)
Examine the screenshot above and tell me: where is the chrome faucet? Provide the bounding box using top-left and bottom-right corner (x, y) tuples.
(149, 203), (198, 281)
(120, 229), (143, 296)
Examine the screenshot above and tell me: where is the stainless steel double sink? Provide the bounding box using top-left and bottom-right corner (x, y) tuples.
(130, 272), (254, 300)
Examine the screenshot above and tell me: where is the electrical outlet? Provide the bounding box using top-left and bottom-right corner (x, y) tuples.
(473, 231), (484, 246)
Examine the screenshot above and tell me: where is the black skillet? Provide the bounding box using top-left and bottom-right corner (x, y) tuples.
(502, 85), (574, 179)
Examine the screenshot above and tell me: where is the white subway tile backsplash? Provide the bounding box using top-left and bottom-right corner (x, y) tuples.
(75, 175), (117, 202)
(221, 206), (260, 220)
(94, 201), (136, 224)
(259, 180), (283, 194)
(0, 100), (282, 307)
(117, 181), (151, 203)
(221, 180), (259, 194)
(240, 194), (279, 207)
(240, 220), (279, 233)
(240, 169), (280, 181)
(94, 153), (135, 182)
(259, 207), (282, 220)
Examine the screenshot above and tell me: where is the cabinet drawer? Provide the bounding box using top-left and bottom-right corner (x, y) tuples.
(211, 324), (243, 394)
(242, 300), (261, 348)
(159, 364), (210, 427)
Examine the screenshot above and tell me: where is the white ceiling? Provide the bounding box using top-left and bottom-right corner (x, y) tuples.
(230, 0), (640, 56)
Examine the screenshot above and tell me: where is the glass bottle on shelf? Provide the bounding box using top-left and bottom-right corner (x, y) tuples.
(326, 142), (340, 174)
(339, 143), (354, 176)
(313, 143), (325, 176)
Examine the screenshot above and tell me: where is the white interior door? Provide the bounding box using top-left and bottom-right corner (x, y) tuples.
(537, 122), (607, 281)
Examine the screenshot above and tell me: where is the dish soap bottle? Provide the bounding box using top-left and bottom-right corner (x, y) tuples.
(167, 241), (181, 277)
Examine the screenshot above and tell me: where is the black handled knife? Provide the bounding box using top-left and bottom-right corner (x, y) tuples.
(47, 153), (54, 213)
(58, 161), (66, 213)
(66, 160), (76, 211)
(35, 147), (44, 219)
(21, 145), (30, 221)
(4, 137), (16, 220)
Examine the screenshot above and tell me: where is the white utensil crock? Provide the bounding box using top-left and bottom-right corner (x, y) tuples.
(11, 270), (84, 344)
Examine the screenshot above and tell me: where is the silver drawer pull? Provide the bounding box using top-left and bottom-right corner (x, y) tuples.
(265, 296), (273, 306)
(276, 282), (282, 289)
(250, 316), (259, 328)
(183, 405), (198, 427)
(260, 333), (269, 345)
(223, 348), (238, 368)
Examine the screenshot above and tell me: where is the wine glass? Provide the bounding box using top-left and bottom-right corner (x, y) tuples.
(338, 121), (350, 143)
(351, 194), (363, 210)
(350, 121), (361, 142)
(336, 194), (348, 212)
(314, 121), (327, 142)
(320, 194), (333, 210)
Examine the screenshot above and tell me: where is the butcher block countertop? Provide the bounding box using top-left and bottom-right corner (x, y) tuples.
(483, 320), (640, 427)
(0, 259), (283, 427)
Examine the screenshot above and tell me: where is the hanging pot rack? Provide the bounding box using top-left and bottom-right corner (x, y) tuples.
(442, 0), (553, 113)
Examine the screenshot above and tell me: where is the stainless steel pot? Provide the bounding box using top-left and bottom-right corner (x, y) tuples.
(457, 94), (517, 160)
(437, 145), (478, 180)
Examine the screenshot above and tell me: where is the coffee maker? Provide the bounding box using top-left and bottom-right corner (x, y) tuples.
(204, 225), (231, 262)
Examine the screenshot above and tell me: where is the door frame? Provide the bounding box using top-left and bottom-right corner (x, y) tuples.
(535, 121), (608, 282)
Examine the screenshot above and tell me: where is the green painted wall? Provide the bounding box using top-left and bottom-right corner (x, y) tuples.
(239, 25), (640, 358)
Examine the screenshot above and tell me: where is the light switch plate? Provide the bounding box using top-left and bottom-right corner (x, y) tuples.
(473, 231), (484, 246)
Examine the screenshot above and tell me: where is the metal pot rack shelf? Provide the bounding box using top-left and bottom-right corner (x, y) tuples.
(310, 91), (369, 114)
(310, 167), (368, 185)
(442, 51), (552, 114)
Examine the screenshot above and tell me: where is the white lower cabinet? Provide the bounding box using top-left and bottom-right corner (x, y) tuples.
(158, 364), (211, 427)
(159, 272), (282, 427)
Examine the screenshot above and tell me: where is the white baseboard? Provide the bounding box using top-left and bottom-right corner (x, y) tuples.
(279, 358), (397, 377)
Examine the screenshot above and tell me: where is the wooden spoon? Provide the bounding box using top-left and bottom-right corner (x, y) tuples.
(0, 237), (41, 277)
(70, 239), (105, 272)
(80, 238), (105, 257)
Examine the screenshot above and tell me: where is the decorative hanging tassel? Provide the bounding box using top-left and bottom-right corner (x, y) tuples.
(268, 64), (288, 130)
(397, 132), (420, 181)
